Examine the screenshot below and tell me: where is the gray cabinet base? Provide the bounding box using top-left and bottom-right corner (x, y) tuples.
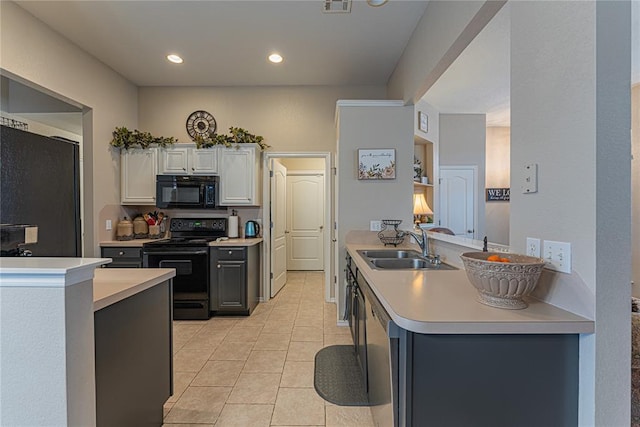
(402, 333), (579, 427)
(95, 280), (172, 427)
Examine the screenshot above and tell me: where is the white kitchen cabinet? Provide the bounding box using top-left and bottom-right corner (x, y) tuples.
(121, 147), (158, 205)
(159, 146), (189, 174)
(158, 144), (218, 175)
(191, 148), (218, 174)
(218, 144), (261, 206)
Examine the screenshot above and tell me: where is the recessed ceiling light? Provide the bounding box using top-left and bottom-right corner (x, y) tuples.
(167, 54), (183, 64)
(268, 53), (283, 64)
(367, 0), (388, 6)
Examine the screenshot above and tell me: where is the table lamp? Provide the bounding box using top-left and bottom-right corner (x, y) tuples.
(413, 193), (433, 225)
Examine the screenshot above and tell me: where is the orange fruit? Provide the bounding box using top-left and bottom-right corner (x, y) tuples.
(500, 257), (511, 263)
(487, 255), (501, 262)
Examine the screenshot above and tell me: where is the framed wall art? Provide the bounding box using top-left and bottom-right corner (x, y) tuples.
(358, 149), (396, 180)
(418, 111), (428, 133)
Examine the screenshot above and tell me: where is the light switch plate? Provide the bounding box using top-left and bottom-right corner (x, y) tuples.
(370, 220), (382, 232)
(106, 220), (112, 231)
(543, 240), (571, 273)
(522, 163), (538, 194)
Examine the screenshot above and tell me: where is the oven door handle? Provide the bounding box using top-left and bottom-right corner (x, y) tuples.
(144, 250), (208, 256)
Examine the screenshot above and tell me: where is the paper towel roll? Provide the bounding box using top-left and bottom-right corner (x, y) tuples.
(228, 215), (239, 238)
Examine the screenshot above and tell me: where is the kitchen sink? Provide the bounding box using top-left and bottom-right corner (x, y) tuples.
(357, 250), (457, 271)
(357, 249), (422, 259)
(368, 258), (457, 270)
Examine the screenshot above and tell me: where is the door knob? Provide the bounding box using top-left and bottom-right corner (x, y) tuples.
(467, 229), (474, 233)
(284, 230), (290, 234)
(217, 264), (221, 269)
(319, 225), (324, 230)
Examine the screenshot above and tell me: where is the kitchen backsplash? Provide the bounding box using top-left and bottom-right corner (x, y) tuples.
(103, 205), (263, 241)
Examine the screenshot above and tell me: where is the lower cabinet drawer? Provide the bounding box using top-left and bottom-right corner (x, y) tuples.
(102, 247), (142, 259)
(214, 247), (246, 261)
(101, 247), (142, 268)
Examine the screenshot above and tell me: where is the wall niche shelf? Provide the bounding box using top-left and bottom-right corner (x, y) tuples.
(413, 182), (434, 188)
(413, 133), (435, 221)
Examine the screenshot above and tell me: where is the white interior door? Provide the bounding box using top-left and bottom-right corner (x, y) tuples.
(270, 160), (287, 297)
(286, 174), (324, 270)
(439, 167), (476, 238)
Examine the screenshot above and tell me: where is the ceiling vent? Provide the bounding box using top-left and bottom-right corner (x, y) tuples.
(323, 0), (351, 13)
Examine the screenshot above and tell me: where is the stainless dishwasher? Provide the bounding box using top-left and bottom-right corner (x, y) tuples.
(359, 273), (400, 427)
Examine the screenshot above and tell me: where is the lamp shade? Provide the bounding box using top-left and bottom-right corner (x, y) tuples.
(413, 193), (433, 215)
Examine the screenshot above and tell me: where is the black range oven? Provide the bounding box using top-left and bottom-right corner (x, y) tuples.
(143, 217), (227, 320)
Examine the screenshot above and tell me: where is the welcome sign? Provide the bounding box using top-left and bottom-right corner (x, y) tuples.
(486, 188), (510, 202)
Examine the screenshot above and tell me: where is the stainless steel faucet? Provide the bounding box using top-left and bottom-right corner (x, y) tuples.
(408, 227), (430, 258)
(408, 227), (441, 264)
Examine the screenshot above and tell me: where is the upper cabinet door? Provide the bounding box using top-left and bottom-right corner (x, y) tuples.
(219, 145), (260, 206)
(191, 148), (218, 174)
(159, 146), (189, 174)
(121, 148), (158, 205)
(158, 145), (218, 175)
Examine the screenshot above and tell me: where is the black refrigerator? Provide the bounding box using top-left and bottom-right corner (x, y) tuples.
(1, 125), (81, 256)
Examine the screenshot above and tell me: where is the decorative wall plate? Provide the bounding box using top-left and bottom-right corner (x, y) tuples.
(186, 110), (216, 140)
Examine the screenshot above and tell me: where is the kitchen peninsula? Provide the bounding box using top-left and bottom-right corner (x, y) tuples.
(345, 237), (594, 427)
(0, 258), (175, 426)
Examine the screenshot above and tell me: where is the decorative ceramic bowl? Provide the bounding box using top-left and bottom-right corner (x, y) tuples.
(460, 252), (546, 310)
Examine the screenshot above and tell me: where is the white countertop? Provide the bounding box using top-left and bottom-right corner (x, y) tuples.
(209, 238), (263, 247)
(0, 257), (111, 287)
(93, 268), (176, 311)
(100, 239), (162, 247)
(100, 237), (263, 247)
(346, 243), (594, 335)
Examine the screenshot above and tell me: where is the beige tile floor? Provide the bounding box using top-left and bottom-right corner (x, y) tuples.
(162, 271), (375, 427)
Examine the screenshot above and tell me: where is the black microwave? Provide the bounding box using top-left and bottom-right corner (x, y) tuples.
(156, 175), (218, 209)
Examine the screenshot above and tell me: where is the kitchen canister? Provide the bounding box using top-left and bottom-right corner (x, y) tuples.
(148, 224), (161, 239)
(133, 215), (149, 238)
(116, 217), (134, 241)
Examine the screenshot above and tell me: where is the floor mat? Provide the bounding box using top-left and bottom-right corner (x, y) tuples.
(314, 345), (370, 406)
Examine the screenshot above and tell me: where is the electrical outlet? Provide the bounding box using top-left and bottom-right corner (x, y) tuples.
(526, 237), (541, 257)
(543, 240), (571, 274)
(370, 220), (382, 232)
(106, 220), (112, 231)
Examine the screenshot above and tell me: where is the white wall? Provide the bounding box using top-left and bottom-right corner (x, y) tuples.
(439, 114), (486, 239)
(336, 101), (414, 317)
(280, 157), (325, 171)
(138, 86), (385, 154)
(388, 1), (505, 103)
(485, 126), (510, 245)
(510, 2), (631, 424)
(0, 2), (139, 255)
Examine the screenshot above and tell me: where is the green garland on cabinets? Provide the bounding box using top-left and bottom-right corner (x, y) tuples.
(194, 127), (269, 151)
(110, 127), (176, 150)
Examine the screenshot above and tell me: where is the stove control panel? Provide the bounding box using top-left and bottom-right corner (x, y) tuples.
(170, 218), (227, 232)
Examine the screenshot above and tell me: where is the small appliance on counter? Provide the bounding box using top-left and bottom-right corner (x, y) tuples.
(0, 224), (38, 257)
(244, 220), (260, 238)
